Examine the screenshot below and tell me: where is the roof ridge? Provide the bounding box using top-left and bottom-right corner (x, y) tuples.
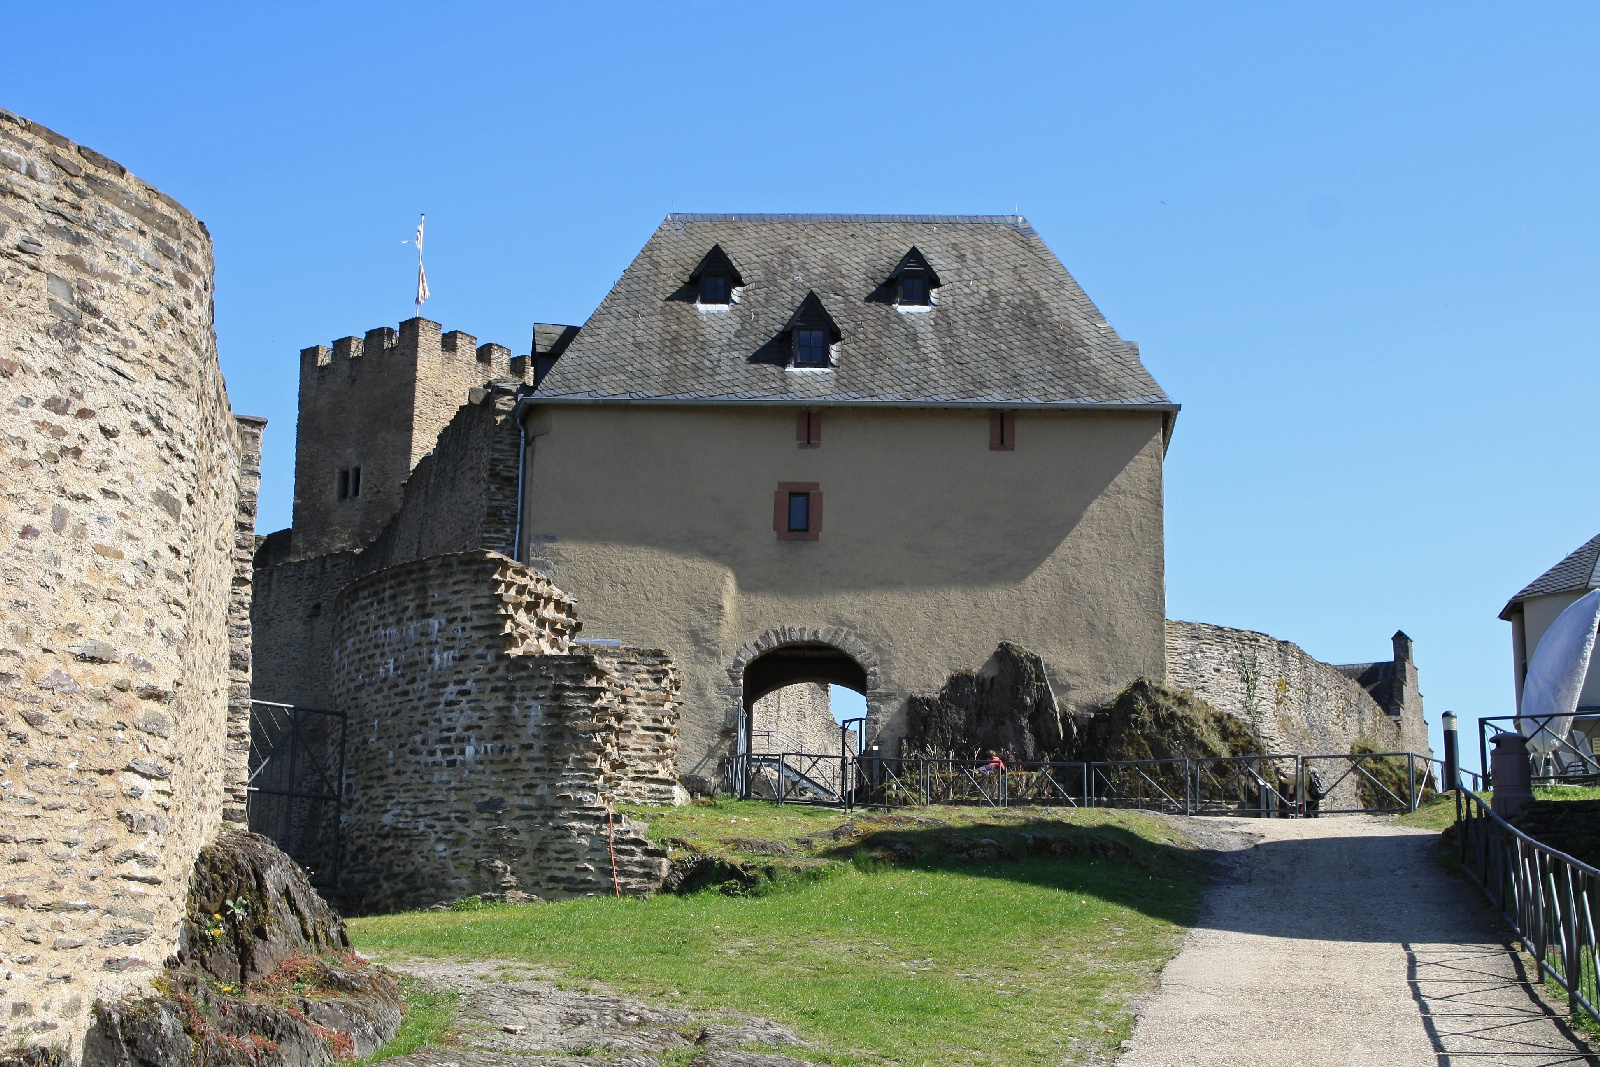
(664, 212), (1034, 232)
(1500, 530), (1600, 619)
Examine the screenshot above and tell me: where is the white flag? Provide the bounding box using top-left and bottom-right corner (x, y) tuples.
(414, 215), (430, 308)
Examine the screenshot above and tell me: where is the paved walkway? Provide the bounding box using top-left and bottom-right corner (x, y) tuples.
(1118, 816), (1598, 1067)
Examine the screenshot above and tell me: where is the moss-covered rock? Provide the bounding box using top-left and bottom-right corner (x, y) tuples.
(1077, 678), (1261, 763)
(905, 642), (1070, 760)
(85, 831), (401, 1067)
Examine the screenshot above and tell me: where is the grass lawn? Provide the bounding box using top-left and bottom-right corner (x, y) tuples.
(1397, 785), (1600, 832)
(349, 801), (1208, 1066)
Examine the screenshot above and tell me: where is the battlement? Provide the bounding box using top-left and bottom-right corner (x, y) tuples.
(291, 317), (536, 557)
(299, 317), (530, 382)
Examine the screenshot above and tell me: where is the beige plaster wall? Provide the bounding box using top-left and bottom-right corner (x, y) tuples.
(520, 403), (1167, 784)
(1517, 593), (1600, 710)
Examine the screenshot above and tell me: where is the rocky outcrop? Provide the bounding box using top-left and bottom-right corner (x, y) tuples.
(1076, 679), (1261, 763)
(85, 831), (401, 1067)
(904, 643), (1070, 760)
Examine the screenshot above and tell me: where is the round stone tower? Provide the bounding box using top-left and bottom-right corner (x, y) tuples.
(0, 108), (260, 1056)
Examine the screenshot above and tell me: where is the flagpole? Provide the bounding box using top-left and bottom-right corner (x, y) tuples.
(414, 214), (427, 318)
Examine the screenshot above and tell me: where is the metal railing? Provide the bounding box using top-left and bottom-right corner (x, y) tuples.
(1478, 712), (1600, 785)
(1455, 788), (1599, 1026)
(726, 750), (1441, 816)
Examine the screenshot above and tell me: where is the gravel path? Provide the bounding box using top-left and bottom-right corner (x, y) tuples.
(1118, 815), (1598, 1067)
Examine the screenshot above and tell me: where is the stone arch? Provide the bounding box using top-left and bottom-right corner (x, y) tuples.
(725, 627), (883, 755)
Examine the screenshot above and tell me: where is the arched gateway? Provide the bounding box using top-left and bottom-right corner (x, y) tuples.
(725, 628), (881, 796)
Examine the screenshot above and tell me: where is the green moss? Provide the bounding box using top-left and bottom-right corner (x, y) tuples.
(1350, 739), (1431, 810)
(1082, 679), (1262, 762)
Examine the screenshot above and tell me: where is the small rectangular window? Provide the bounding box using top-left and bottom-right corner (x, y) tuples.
(787, 492), (810, 532)
(900, 277), (928, 305)
(773, 482), (822, 541)
(989, 411), (1015, 451)
(795, 329), (829, 366)
(337, 469), (350, 499)
(350, 466), (363, 497)
(796, 409), (821, 448)
(701, 275), (729, 303)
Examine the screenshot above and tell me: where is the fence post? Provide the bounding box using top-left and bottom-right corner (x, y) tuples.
(1408, 753), (1417, 812)
(1562, 865), (1580, 1016)
(282, 708), (300, 848)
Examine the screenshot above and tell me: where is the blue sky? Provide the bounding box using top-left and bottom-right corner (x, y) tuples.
(7, 3), (1596, 770)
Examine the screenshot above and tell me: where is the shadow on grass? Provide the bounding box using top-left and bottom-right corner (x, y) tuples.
(663, 813), (1211, 929)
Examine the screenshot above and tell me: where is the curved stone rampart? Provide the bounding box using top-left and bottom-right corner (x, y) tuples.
(0, 110), (258, 1055)
(330, 551), (679, 912)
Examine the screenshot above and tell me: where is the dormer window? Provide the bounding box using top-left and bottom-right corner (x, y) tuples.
(688, 244), (743, 306)
(795, 330), (828, 366)
(701, 273), (730, 304)
(782, 292), (842, 369)
(886, 246), (941, 309)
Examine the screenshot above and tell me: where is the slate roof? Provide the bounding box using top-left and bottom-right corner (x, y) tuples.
(1500, 531), (1600, 620)
(533, 214), (1174, 409)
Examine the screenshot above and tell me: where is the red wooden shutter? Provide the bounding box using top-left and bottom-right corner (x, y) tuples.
(808, 490), (823, 535)
(773, 489), (786, 532)
(797, 410), (821, 447)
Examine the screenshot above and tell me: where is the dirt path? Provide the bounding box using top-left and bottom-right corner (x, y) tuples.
(1117, 815), (1598, 1067)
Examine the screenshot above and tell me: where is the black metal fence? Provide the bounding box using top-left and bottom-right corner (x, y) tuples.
(1456, 788), (1599, 1026)
(1478, 712), (1600, 785)
(247, 700), (345, 887)
(726, 750), (1442, 817)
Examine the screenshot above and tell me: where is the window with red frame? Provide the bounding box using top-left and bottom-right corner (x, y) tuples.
(774, 482), (822, 541)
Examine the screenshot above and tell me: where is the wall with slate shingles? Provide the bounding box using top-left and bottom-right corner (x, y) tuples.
(519, 403), (1168, 785)
(0, 110), (257, 1057)
(330, 551), (679, 911)
(291, 319), (527, 556)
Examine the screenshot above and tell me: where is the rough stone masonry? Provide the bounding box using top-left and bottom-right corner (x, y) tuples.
(331, 551), (681, 912)
(0, 109), (260, 1057)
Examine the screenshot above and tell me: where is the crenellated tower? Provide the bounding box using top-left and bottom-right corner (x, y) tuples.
(290, 317), (534, 555)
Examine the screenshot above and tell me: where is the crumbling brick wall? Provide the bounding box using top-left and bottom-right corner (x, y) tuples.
(0, 110), (256, 1056)
(330, 551), (679, 912)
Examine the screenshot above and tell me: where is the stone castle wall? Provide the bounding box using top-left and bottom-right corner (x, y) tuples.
(330, 551), (679, 912)
(252, 384), (524, 709)
(1166, 619), (1430, 764)
(751, 684), (856, 757)
(292, 319), (528, 556)
(0, 110), (255, 1056)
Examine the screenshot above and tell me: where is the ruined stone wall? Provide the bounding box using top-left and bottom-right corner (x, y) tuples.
(252, 384), (523, 707)
(247, 552), (357, 709)
(330, 551), (678, 912)
(0, 110), (254, 1056)
(292, 319), (527, 556)
(1165, 620), (1428, 760)
(359, 383), (522, 570)
(751, 684), (855, 757)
